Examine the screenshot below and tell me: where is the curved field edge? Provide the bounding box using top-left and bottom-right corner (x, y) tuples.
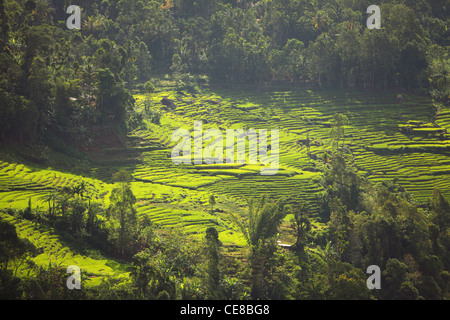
(1, 86), (449, 287)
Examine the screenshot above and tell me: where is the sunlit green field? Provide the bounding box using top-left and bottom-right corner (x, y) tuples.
(1, 86), (449, 283)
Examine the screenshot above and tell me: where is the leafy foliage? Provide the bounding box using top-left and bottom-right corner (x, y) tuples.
(0, 0), (449, 301)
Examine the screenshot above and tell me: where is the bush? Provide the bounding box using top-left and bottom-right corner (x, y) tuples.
(157, 290), (170, 300)
(177, 73), (201, 94)
(144, 81), (155, 94)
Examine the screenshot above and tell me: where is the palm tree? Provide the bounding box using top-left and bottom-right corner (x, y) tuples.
(229, 195), (286, 299)
(229, 195), (286, 247)
(290, 203), (311, 252)
(44, 192), (58, 217)
(82, 15), (105, 36)
(79, 57), (96, 108)
(318, 240), (339, 262)
(109, 170), (137, 257)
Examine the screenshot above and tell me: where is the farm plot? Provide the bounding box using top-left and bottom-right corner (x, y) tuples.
(138, 86), (449, 208)
(0, 160), (111, 209)
(0, 212), (129, 287)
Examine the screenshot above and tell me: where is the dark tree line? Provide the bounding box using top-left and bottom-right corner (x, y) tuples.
(0, 0), (449, 148)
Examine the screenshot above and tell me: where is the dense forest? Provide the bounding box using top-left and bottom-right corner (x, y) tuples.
(0, 0), (449, 145)
(0, 0), (449, 301)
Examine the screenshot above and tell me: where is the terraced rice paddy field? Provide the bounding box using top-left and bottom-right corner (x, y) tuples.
(1, 86), (449, 282)
(0, 211), (129, 286)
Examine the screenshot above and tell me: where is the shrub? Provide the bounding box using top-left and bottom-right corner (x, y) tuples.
(144, 81), (155, 94)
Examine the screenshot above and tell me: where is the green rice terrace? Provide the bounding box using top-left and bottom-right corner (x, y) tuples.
(1, 85), (449, 288)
